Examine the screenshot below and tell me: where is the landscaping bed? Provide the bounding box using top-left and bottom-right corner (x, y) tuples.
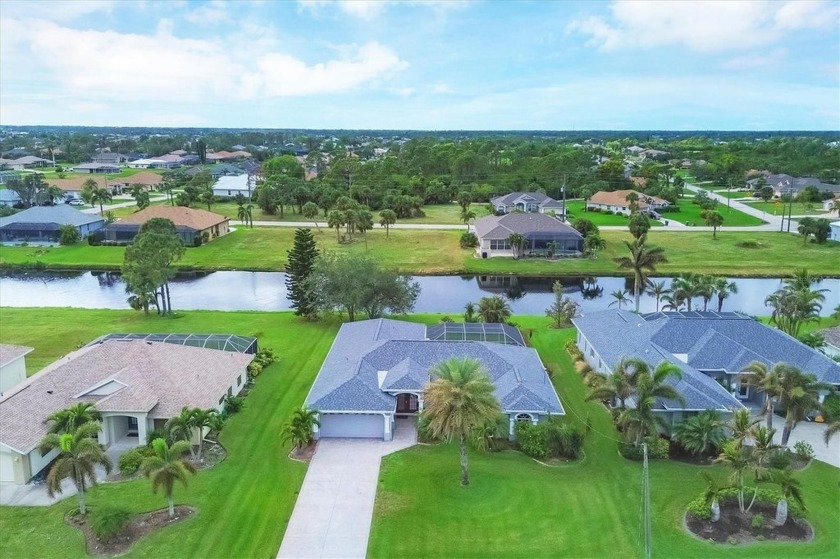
(289, 443), (317, 462)
(67, 506), (195, 557)
(686, 502), (812, 545)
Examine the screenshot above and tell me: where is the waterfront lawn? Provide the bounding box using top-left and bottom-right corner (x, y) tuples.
(0, 308), (339, 559)
(368, 321), (840, 559)
(1, 228), (838, 277)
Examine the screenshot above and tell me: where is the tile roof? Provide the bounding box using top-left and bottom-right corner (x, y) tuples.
(116, 206), (229, 231)
(588, 190), (668, 209)
(47, 176), (107, 191)
(0, 344), (34, 368)
(0, 340), (253, 453)
(821, 326), (840, 349)
(0, 205), (105, 228)
(305, 319), (563, 415)
(473, 213), (583, 240)
(112, 171), (163, 186)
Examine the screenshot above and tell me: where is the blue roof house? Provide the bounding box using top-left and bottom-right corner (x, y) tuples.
(573, 310), (840, 427)
(305, 319), (563, 441)
(0, 205), (105, 244)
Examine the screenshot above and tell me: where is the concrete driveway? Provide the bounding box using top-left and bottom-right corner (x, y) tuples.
(277, 419), (416, 559)
(772, 420), (840, 468)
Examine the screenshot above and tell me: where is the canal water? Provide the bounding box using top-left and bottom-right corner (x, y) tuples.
(1, 271), (838, 316)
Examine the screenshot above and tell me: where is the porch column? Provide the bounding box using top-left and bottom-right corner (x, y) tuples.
(312, 413), (320, 440)
(136, 415), (148, 446)
(508, 415), (515, 438)
(418, 395), (424, 412)
(383, 414), (392, 441)
(98, 417), (111, 447)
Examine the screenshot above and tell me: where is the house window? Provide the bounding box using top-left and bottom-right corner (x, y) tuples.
(219, 396), (225, 405)
(737, 382), (749, 399)
(490, 239), (511, 250)
(237, 375), (242, 386)
(515, 413), (533, 423)
(590, 348), (595, 358)
(227, 387), (233, 397)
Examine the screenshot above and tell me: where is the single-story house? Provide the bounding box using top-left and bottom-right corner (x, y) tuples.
(169, 149), (188, 156)
(473, 213), (584, 258)
(212, 174), (255, 197)
(108, 171), (163, 193)
(305, 319), (563, 441)
(0, 170), (21, 185)
(824, 195), (840, 212)
(490, 192), (566, 216)
(746, 174), (840, 197)
(0, 344), (33, 398)
(0, 205), (105, 243)
(1, 156), (50, 170)
(186, 164), (243, 179)
(100, 206), (230, 245)
(587, 189), (669, 216)
(831, 221), (840, 242)
(126, 158), (174, 169)
(46, 176), (107, 199)
(71, 163), (122, 174)
(0, 338), (254, 484)
(93, 152), (128, 164)
(573, 310), (840, 426)
(207, 150), (252, 162)
(820, 327), (840, 359)
(0, 190), (21, 207)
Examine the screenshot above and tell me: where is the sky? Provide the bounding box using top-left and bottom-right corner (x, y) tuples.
(0, 0), (838, 130)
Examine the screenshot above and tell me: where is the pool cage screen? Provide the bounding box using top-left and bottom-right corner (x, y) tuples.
(425, 322), (525, 346)
(88, 333), (258, 354)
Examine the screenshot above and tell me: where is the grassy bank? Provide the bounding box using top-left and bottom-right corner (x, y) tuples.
(0, 308), (339, 559)
(1, 227), (838, 277)
(368, 317), (840, 559)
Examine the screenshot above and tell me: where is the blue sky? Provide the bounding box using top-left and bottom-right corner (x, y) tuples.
(1, 0), (838, 130)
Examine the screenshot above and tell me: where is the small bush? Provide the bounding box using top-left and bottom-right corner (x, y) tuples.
(223, 395), (244, 414)
(459, 232), (478, 248)
(751, 513), (764, 529)
(619, 437), (669, 460)
(574, 360), (592, 375)
(515, 422), (549, 459)
(727, 536), (738, 545)
(89, 506), (132, 542)
(58, 225), (81, 245)
(735, 240), (766, 249)
(793, 441), (815, 461)
(821, 392), (840, 422)
(247, 361), (263, 379)
(687, 486), (805, 521)
(768, 449), (793, 470)
(416, 415), (439, 443)
(687, 496), (712, 520)
(145, 429), (170, 447)
(118, 446), (153, 476)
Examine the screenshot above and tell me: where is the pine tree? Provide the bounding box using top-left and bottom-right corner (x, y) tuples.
(285, 228), (319, 317)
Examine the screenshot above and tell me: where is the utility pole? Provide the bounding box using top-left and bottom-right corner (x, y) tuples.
(642, 442), (652, 559)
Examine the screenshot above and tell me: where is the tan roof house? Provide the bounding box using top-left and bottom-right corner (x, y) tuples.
(100, 206), (230, 246)
(0, 339), (253, 485)
(587, 189), (669, 216)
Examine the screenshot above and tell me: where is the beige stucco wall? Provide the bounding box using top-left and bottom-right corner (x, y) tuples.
(0, 357), (27, 397)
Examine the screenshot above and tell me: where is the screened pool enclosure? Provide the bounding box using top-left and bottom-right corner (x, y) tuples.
(425, 322), (526, 346)
(88, 333), (258, 354)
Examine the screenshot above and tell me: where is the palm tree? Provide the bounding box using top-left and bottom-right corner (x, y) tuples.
(460, 209), (476, 231)
(617, 361), (685, 446)
(327, 210), (344, 243)
(46, 403), (101, 434)
(729, 408), (759, 447)
(507, 232), (526, 259)
(463, 301), (478, 323)
(696, 275), (715, 312)
(715, 439), (766, 513)
(823, 421), (840, 445)
(303, 201), (321, 230)
(660, 294), (684, 311)
(770, 468), (805, 525)
(671, 273), (703, 312)
(281, 407), (320, 452)
(750, 425), (779, 468)
(236, 203), (248, 225)
(645, 280), (670, 312)
(190, 408), (219, 461)
(672, 410), (726, 457)
(586, 356), (646, 410)
(701, 209), (724, 239)
(583, 233), (606, 256)
(700, 471), (725, 522)
(613, 234), (668, 312)
(39, 422), (112, 515)
(423, 357), (501, 486)
(89, 186), (113, 216)
(765, 283), (826, 337)
(777, 368), (830, 446)
(713, 277), (738, 312)
(141, 438), (197, 518)
(477, 295), (511, 323)
(608, 289), (630, 310)
(741, 361), (784, 430)
(165, 408), (196, 457)
(379, 209), (396, 238)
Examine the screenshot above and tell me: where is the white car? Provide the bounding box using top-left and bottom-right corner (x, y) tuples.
(67, 199), (85, 206)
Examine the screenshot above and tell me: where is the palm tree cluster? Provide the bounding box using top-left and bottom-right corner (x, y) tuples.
(461, 295), (512, 324)
(613, 234), (668, 312)
(653, 273), (738, 313)
(764, 269), (826, 337)
(164, 407), (223, 462)
(281, 406), (320, 453)
(586, 356), (685, 447)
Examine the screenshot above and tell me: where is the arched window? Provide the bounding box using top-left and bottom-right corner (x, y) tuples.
(515, 413), (533, 423)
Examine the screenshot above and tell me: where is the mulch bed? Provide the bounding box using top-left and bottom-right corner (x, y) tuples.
(68, 506), (195, 557)
(686, 502), (812, 545)
(289, 443), (317, 462)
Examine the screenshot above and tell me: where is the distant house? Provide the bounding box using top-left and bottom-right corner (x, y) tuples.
(490, 192), (566, 216)
(0, 337), (253, 484)
(0, 205), (105, 243)
(169, 149), (188, 156)
(746, 174), (840, 197)
(2, 156), (50, 170)
(92, 152), (127, 164)
(207, 150), (251, 162)
(212, 174), (255, 198)
(830, 221), (840, 242)
(0, 170), (20, 185)
(587, 189), (669, 216)
(574, 310), (839, 426)
(821, 327), (840, 359)
(0, 190), (21, 207)
(100, 206), (230, 245)
(126, 158), (171, 169)
(822, 195), (839, 212)
(108, 171), (164, 194)
(47, 176), (107, 199)
(71, 163), (122, 174)
(0, 343), (33, 397)
(639, 149), (669, 161)
(187, 163), (243, 179)
(473, 213), (584, 258)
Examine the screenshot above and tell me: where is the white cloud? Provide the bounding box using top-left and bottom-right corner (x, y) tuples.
(297, 0), (467, 19)
(184, 1), (229, 26)
(567, 1), (839, 53)
(722, 49), (787, 70)
(0, 0), (115, 22)
(431, 82), (452, 94)
(0, 18), (407, 105)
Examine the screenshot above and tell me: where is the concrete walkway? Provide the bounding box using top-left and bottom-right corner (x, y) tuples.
(771, 420), (840, 468)
(0, 464), (109, 506)
(278, 419), (417, 559)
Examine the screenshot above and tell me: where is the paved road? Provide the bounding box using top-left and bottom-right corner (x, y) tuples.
(80, 196), (167, 214)
(278, 420), (416, 559)
(684, 183), (792, 232)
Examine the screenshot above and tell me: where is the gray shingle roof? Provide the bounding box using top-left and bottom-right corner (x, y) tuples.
(0, 343), (33, 368)
(305, 319), (563, 415)
(573, 310), (840, 411)
(820, 326), (840, 349)
(491, 192), (560, 207)
(0, 205), (105, 229)
(473, 213), (583, 240)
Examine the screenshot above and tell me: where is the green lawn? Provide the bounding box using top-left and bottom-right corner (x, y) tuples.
(29, 167), (166, 180)
(666, 201), (765, 227)
(707, 190), (754, 200)
(0, 308), (339, 559)
(368, 318), (840, 559)
(2, 227), (839, 276)
(565, 200), (663, 227)
(742, 201), (831, 217)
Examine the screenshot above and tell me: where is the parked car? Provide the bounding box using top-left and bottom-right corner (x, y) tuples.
(67, 199), (85, 206)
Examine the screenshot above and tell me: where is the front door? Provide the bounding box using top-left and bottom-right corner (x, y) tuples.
(396, 393), (419, 414)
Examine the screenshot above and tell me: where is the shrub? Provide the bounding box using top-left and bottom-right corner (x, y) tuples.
(254, 347), (276, 367)
(768, 449), (793, 470)
(193, 235), (203, 247)
(727, 536), (738, 545)
(565, 340), (583, 361)
(735, 240), (765, 249)
(793, 441), (815, 461)
(687, 495), (712, 520)
(247, 361), (263, 379)
(619, 437), (669, 460)
(687, 486), (805, 521)
(416, 415), (439, 443)
(515, 422), (549, 459)
(89, 506), (132, 542)
(546, 419), (584, 459)
(821, 392), (840, 422)
(223, 395), (244, 415)
(118, 446), (153, 476)
(459, 232), (478, 248)
(59, 225), (81, 245)
(751, 513), (764, 529)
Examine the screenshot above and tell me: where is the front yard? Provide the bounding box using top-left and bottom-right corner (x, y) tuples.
(368, 319), (840, 558)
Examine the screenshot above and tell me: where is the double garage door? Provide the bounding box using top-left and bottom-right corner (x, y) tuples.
(0, 449), (17, 483)
(319, 413), (385, 439)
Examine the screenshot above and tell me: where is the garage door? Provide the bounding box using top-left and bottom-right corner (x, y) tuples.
(0, 450), (16, 483)
(319, 413), (385, 439)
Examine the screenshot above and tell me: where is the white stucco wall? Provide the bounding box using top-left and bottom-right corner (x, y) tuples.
(0, 356), (27, 396)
